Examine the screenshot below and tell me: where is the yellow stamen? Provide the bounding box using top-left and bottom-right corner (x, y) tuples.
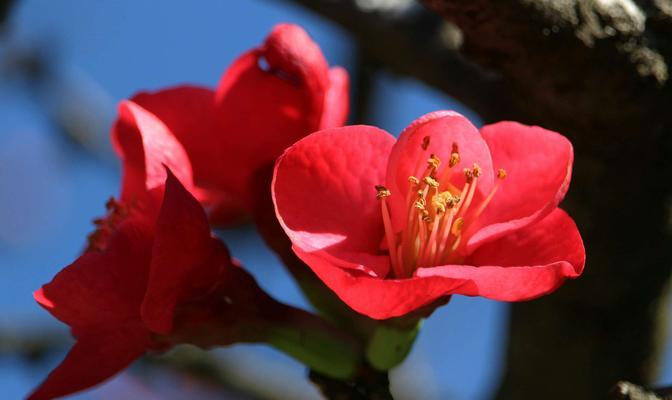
(472, 163), (482, 178)
(464, 168), (474, 184)
(427, 154), (441, 171)
(420, 208), (431, 223)
(375, 185), (391, 199)
(376, 185), (402, 277)
(432, 194), (447, 215)
(449, 143), (460, 167)
(449, 154), (459, 167)
(472, 168), (507, 220)
(376, 150), (506, 276)
(423, 176), (439, 188)
(433, 208), (457, 265)
(414, 197), (426, 210)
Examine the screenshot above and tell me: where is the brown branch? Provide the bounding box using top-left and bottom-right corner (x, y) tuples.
(280, 0), (518, 121)
(420, 0), (671, 143)
(309, 367), (392, 400)
(610, 381), (672, 400)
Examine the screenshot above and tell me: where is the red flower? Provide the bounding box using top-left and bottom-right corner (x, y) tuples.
(112, 23), (348, 225)
(29, 171), (276, 400)
(272, 111), (585, 320)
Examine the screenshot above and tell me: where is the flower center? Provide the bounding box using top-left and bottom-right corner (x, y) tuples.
(86, 197), (130, 252)
(376, 138), (506, 278)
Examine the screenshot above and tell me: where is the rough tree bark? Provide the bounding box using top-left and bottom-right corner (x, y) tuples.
(610, 381), (672, 400)
(284, 1), (672, 399)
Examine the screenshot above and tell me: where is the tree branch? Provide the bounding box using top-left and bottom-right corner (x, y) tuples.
(420, 0), (672, 146)
(610, 381), (672, 400)
(281, 0), (518, 121)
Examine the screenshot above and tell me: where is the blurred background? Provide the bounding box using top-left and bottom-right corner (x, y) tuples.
(1, 1), (671, 399)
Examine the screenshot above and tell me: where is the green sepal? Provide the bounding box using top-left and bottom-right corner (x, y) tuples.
(264, 321), (362, 379)
(366, 320), (422, 370)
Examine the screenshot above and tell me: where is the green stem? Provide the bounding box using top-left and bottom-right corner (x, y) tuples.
(262, 303), (363, 379)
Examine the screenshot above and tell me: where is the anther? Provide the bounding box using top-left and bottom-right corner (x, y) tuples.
(421, 136), (431, 150)
(472, 163), (482, 178)
(449, 153), (460, 167)
(427, 154), (441, 170)
(423, 176), (439, 188)
(449, 143), (460, 167)
(375, 185), (391, 199)
(432, 196), (447, 214)
(464, 168), (474, 183)
(445, 193), (460, 209)
(421, 209), (431, 223)
(377, 183), (401, 277)
(408, 176), (420, 187)
(497, 168), (507, 179)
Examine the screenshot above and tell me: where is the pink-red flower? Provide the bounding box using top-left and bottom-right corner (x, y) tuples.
(272, 111), (585, 320)
(113, 23), (348, 225)
(29, 171), (277, 400)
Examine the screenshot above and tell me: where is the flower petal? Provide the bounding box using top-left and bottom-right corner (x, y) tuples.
(214, 23), (337, 206)
(418, 208), (584, 301)
(130, 86), (247, 225)
(34, 208), (154, 330)
(112, 100), (194, 203)
(141, 170), (232, 334)
(27, 325), (149, 400)
(293, 246), (472, 320)
(273, 126), (396, 278)
(319, 67), (349, 129)
(130, 86), (216, 171)
(386, 111), (494, 231)
(467, 122), (573, 250)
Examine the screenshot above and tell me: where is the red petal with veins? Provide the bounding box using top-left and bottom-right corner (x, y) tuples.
(385, 111), (494, 232)
(418, 209), (584, 301)
(467, 122), (573, 251)
(273, 126), (395, 278)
